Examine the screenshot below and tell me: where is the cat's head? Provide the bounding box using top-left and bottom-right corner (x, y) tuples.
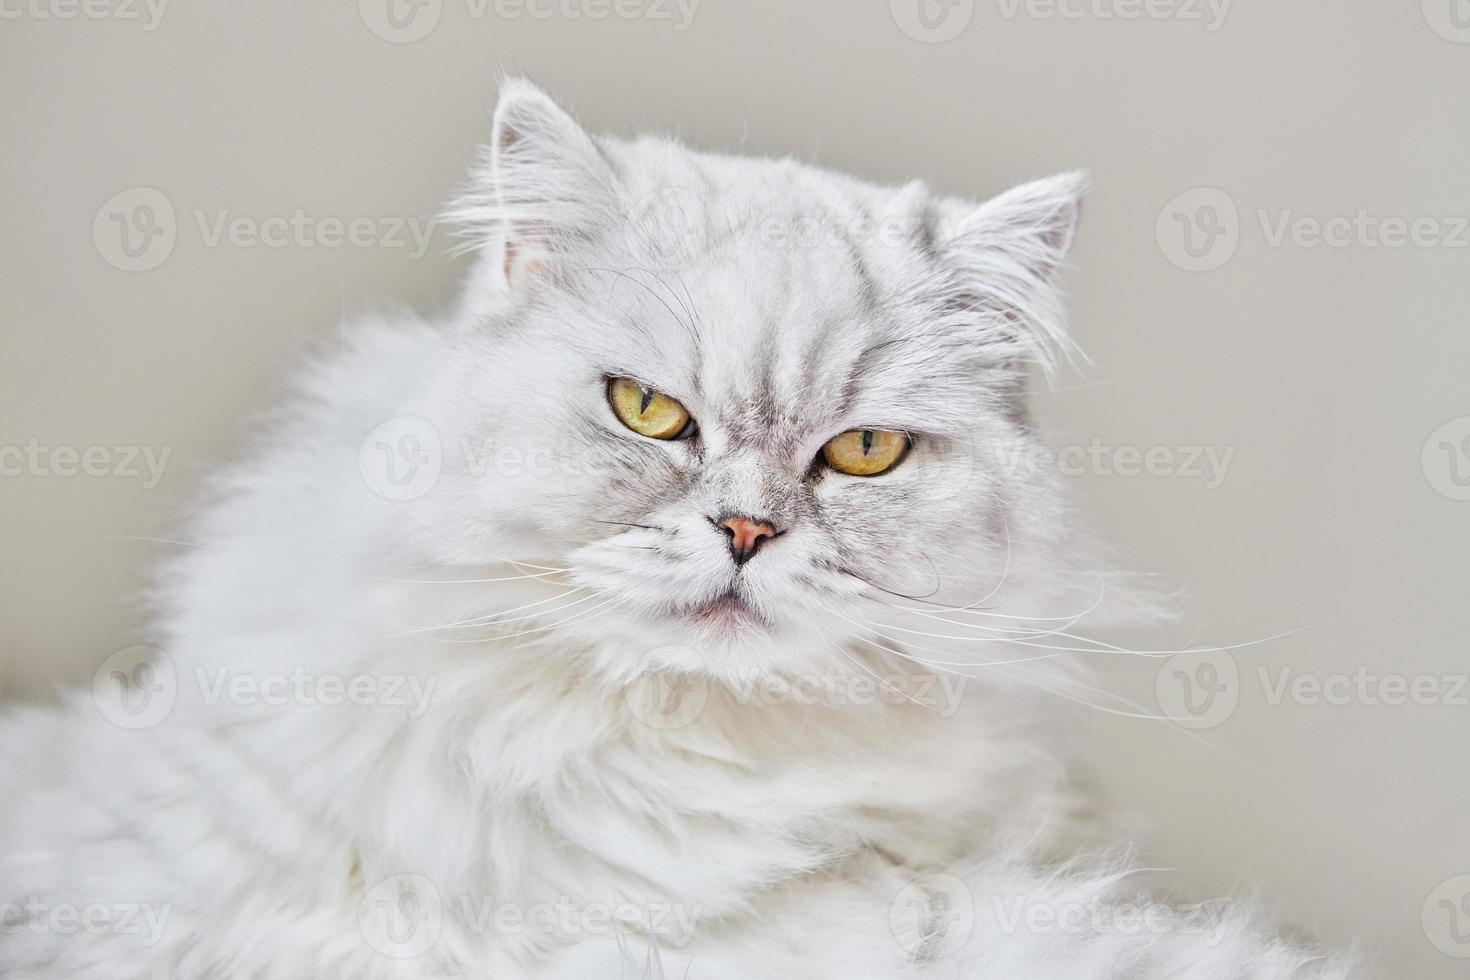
(397, 80), (1090, 683)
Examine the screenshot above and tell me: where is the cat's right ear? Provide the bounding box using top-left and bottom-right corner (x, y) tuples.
(931, 172), (1087, 376)
(450, 79), (613, 303)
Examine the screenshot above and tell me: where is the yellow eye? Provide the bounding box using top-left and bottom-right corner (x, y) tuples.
(821, 429), (909, 476)
(608, 377), (694, 440)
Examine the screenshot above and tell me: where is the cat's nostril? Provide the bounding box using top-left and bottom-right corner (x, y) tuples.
(715, 515), (779, 566)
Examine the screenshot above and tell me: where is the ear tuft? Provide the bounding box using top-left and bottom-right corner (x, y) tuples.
(935, 171), (1088, 375)
(965, 170), (1086, 277)
(447, 78), (612, 308)
(489, 78), (597, 166)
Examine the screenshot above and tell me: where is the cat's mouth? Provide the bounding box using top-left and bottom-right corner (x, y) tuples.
(682, 590), (768, 632)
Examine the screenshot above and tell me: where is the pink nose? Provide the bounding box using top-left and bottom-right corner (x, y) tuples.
(717, 516), (778, 565)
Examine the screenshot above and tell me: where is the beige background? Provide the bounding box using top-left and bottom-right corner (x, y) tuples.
(3, 1), (1468, 974)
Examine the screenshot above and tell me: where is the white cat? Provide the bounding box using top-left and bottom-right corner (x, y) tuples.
(0, 80), (1353, 978)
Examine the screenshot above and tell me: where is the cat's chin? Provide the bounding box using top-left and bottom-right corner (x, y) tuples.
(556, 591), (790, 661)
(681, 591), (769, 637)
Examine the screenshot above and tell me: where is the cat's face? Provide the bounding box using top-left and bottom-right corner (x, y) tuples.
(411, 82), (1083, 680)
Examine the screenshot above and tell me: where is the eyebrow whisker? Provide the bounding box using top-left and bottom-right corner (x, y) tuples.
(591, 519), (665, 532)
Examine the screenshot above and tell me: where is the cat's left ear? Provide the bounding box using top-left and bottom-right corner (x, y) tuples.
(934, 171), (1086, 371)
(450, 79), (614, 307)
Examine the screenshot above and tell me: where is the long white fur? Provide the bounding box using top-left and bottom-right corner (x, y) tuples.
(0, 80), (1354, 978)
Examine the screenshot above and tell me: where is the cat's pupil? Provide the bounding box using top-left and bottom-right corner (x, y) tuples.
(861, 430), (874, 455)
(639, 387), (654, 414)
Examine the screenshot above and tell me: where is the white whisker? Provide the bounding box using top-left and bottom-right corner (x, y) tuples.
(439, 594), (624, 644)
(387, 588), (591, 637)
